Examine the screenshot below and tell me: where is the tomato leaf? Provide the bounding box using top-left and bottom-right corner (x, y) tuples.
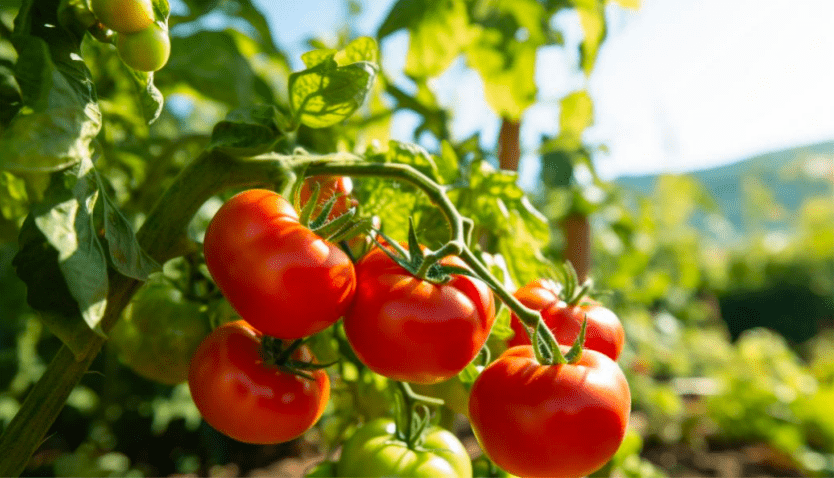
(126, 69), (164, 124)
(289, 57), (379, 129)
(96, 176), (160, 281)
(208, 105), (286, 155)
(0, 0), (101, 175)
(13, 159), (109, 359)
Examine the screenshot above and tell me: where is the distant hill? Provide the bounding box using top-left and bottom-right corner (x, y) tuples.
(615, 140), (834, 235)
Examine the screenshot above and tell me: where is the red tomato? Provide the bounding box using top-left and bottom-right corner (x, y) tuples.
(508, 279), (625, 361)
(299, 176), (356, 220)
(343, 245), (495, 384)
(203, 189), (355, 339)
(468, 345), (631, 478)
(187, 320), (330, 444)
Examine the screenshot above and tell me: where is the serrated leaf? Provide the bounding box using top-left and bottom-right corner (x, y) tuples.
(289, 58), (378, 129)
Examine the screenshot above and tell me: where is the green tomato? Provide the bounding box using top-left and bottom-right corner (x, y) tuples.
(337, 419), (472, 478)
(412, 376), (470, 417)
(116, 23), (170, 72)
(109, 277), (211, 385)
(91, 0), (154, 33)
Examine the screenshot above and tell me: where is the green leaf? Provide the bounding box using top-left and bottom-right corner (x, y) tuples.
(386, 140), (440, 181)
(289, 58), (378, 129)
(335, 36), (379, 65)
(127, 70), (164, 124)
(403, 0), (473, 78)
(13, 158), (111, 359)
(0, 0), (101, 174)
(159, 30), (261, 107)
(301, 48), (336, 68)
(97, 177), (160, 280)
(208, 104), (286, 155)
(0, 59), (21, 126)
(559, 89), (593, 139)
(574, 1), (606, 75)
(437, 140), (461, 184)
(466, 25), (537, 118)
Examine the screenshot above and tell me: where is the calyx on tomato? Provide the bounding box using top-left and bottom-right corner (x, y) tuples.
(336, 418), (473, 478)
(468, 344), (631, 478)
(509, 262), (625, 361)
(188, 320), (331, 444)
(343, 226), (496, 384)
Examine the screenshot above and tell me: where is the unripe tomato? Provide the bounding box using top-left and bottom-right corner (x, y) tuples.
(337, 419), (472, 477)
(109, 277), (211, 385)
(116, 23), (170, 72)
(188, 320), (330, 444)
(203, 189), (356, 340)
(91, 0), (154, 33)
(469, 345), (631, 478)
(411, 376), (470, 417)
(508, 278), (625, 360)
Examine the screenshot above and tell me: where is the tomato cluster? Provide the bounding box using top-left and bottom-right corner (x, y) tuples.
(90, 0), (170, 71)
(186, 178), (631, 477)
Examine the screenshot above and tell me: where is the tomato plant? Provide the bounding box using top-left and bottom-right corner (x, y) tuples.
(468, 345), (631, 478)
(90, 0), (154, 33)
(116, 23), (170, 72)
(336, 418), (472, 478)
(508, 278), (625, 361)
(108, 277), (211, 385)
(203, 189), (356, 340)
(187, 320), (329, 444)
(343, 243), (495, 384)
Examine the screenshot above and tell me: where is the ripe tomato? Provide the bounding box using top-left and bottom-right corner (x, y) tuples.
(299, 176), (356, 220)
(116, 23), (170, 72)
(337, 419), (472, 477)
(203, 189), (355, 339)
(508, 278), (625, 360)
(343, 245), (495, 384)
(468, 345), (631, 478)
(109, 277), (211, 385)
(188, 320), (329, 444)
(91, 0), (154, 33)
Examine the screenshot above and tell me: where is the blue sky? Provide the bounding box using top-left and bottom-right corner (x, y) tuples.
(251, 0), (834, 186)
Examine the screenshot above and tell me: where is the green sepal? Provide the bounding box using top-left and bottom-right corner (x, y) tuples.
(564, 315), (588, 364)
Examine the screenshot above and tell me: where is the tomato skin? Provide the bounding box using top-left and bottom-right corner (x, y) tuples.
(187, 320), (329, 444)
(299, 176), (356, 220)
(116, 23), (171, 72)
(337, 419), (472, 478)
(343, 245), (495, 384)
(508, 279), (625, 360)
(468, 345), (631, 478)
(91, 0), (154, 33)
(109, 278), (211, 385)
(203, 189), (355, 340)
